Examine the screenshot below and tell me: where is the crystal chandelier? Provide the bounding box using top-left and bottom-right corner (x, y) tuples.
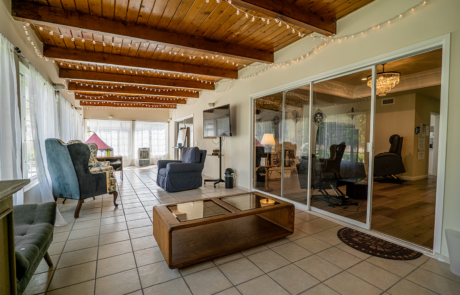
(367, 64), (401, 96)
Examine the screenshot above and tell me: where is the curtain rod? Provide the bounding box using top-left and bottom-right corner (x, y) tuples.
(14, 46), (30, 64)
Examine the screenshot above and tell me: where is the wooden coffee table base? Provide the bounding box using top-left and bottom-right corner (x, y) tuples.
(152, 193), (294, 269)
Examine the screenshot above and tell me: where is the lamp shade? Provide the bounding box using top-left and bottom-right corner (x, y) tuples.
(261, 133), (276, 146)
(85, 133), (112, 150)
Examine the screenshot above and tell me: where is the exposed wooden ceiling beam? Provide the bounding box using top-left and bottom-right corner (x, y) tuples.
(75, 93), (187, 104)
(12, 0), (274, 63)
(232, 0), (336, 36)
(68, 82), (199, 98)
(60, 69), (215, 90)
(44, 46), (238, 79)
(80, 101), (177, 109)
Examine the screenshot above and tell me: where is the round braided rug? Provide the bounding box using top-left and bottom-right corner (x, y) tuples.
(337, 227), (423, 260)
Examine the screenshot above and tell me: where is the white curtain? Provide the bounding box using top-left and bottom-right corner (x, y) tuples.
(28, 66), (67, 226)
(134, 121), (168, 165)
(0, 34), (24, 205)
(57, 93), (83, 142)
(85, 119), (133, 166)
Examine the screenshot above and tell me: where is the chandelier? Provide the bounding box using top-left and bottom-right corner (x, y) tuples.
(367, 64), (401, 96)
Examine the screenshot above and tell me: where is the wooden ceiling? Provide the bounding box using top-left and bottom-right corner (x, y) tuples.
(12, 0), (374, 110)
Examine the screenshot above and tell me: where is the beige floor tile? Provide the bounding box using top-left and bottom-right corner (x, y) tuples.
(335, 244), (371, 260)
(324, 271), (381, 295)
(54, 223), (74, 233)
(48, 242), (65, 255)
(75, 213), (102, 221)
(295, 255), (342, 281)
(46, 280), (95, 295)
(134, 246), (164, 266)
(138, 261), (181, 288)
(213, 252), (244, 265)
(97, 252), (137, 278)
(348, 261), (400, 290)
(387, 279), (437, 295)
(131, 235), (158, 251)
(215, 287), (242, 295)
(317, 247), (362, 269)
(406, 268), (460, 295)
(269, 264), (320, 294)
(180, 261), (216, 276)
(286, 229), (309, 241)
(63, 236), (99, 253)
(295, 222), (327, 235)
(300, 283), (339, 295)
(99, 222), (128, 235)
(124, 207), (146, 215)
(99, 230), (130, 245)
(296, 212), (319, 222)
(127, 218), (152, 229)
(406, 254), (430, 266)
(366, 256), (417, 277)
(48, 261), (96, 290)
(95, 269), (141, 295)
(53, 231), (70, 243)
(98, 240), (132, 259)
(294, 236), (332, 253)
(125, 212), (150, 221)
(308, 218), (340, 230)
(310, 230), (342, 246)
(57, 247), (98, 269)
(129, 225), (153, 239)
(68, 227), (100, 240)
(34, 254), (59, 274)
(72, 219), (101, 230)
(272, 242), (313, 262)
(295, 217), (306, 225)
(143, 277), (192, 295)
(265, 238), (291, 248)
(237, 275), (290, 295)
(247, 249), (290, 273)
(184, 267), (233, 295)
(218, 257), (264, 285)
(27, 270), (54, 290)
(241, 245), (269, 256)
(100, 216), (126, 225)
(420, 257), (460, 283)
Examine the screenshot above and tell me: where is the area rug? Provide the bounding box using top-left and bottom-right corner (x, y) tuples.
(337, 227), (423, 260)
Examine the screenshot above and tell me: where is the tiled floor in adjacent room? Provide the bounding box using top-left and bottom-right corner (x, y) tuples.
(24, 166), (460, 295)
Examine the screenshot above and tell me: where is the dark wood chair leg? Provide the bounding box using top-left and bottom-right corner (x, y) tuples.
(74, 200), (84, 218)
(44, 251), (53, 267)
(53, 197), (57, 202)
(110, 191), (118, 207)
(62, 198), (66, 204)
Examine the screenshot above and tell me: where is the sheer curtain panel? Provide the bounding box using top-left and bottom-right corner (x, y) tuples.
(28, 66), (67, 226)
(134, 121), (168, 165)
(85, 119), (133, 166)
(58, 93), (83, 142)
(0, 34), (24, 205)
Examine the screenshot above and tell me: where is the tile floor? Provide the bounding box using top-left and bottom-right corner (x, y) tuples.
(24, 166), (460, 295)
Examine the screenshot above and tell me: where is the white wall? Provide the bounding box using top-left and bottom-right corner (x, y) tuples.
(169, 0), (460, 258)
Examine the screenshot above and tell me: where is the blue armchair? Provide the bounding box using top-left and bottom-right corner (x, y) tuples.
(45, 138), (118, 218)
(157, 147), (207, 192)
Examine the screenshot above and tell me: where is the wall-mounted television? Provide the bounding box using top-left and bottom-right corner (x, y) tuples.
(203, 104), (232, 138)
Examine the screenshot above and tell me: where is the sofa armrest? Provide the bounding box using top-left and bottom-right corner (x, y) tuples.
(166, 162), (203, 173)
(158, 160), (181, 169)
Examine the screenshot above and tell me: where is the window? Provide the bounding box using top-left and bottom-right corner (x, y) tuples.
(19, 65), (36, 180)
(134, 121), (168, 161)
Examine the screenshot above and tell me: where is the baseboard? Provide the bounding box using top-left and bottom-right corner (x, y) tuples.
(400, 174), (428, 181)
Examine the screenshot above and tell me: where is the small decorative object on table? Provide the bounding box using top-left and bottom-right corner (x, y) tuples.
(212, 149), (220, 156)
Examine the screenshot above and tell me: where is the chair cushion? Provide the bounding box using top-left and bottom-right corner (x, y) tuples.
(14, 202), (56, 281)
(182, 147), (200, 163)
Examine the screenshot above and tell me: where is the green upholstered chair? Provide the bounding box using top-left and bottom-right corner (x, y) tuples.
(45, 138), (118, 218)
(14, 202), (56, 295)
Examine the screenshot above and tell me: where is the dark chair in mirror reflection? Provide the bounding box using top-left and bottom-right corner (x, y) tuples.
(374, 134), (406, 184)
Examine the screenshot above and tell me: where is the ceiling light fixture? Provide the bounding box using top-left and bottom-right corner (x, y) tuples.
(367, 64), (401, 96)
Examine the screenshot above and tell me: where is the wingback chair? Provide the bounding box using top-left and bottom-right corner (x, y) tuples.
(45, 139), (118, 218)
(157, 147), (207, 192)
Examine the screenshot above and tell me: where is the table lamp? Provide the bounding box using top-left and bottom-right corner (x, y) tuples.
(85, 132), (113, 156)
(261, 133), (276, 165)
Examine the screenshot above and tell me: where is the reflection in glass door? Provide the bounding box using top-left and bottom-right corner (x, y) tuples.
(310, 69), (373, 225)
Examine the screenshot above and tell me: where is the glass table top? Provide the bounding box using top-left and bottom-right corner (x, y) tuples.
(220, 193), (280, 211)
(167, 200), (231, 222)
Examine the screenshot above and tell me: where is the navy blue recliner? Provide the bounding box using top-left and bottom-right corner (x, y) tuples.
(157, 147), (207, 192)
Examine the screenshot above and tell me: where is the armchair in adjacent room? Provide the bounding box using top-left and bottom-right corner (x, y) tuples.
(374, 134), (406, 183)
(157, 147), (207, 192)
(45, 139), (118, 218)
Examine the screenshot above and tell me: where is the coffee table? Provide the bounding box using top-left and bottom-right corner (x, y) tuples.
(152, 192), (295, 269)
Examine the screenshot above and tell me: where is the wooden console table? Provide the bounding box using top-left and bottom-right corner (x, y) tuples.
(97, 156), (123, 180)
(0, 179), (30, 295)
(153, 192), (294, 269)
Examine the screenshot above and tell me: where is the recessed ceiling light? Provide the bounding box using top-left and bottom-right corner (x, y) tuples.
(361, 78), (367, 81)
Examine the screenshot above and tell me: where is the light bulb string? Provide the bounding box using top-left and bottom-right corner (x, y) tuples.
(68, 81), (199, 93)
(215, 0), (428, 92)
(76, 92), (186, 100)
